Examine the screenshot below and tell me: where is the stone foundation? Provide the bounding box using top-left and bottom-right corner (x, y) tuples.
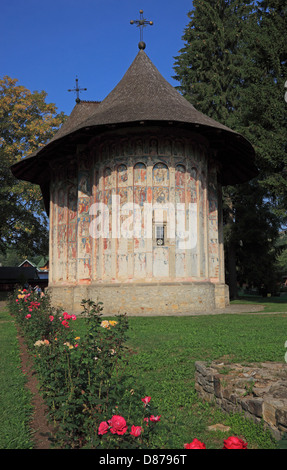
(47, 281), (228, 316)
(195, 361), (287, 440)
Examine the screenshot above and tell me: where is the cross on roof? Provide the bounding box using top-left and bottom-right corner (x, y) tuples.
(130, 9), (153, 50)
(68, 77), (87, 103)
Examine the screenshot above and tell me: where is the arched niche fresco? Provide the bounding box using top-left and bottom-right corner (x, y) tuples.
(104, 167), (113, 189)
(152, 162), (169, 186)
(175, 164), (186, 188)
(134, 162), (147, 186)
(117, 164), (128, 186)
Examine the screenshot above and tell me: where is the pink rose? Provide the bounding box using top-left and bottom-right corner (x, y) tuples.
(61, 320), (70, 328)
(223, 436), (248, 449)
(25, 314), (31, 319)
(63, 312), (72, 320)
(141, 396), (151, 406)
(98, 421), (109, 435)
(150, 415), (161, 422)
(184, 439), (206, 449)
(49, 315), (54, 322)
(71, 314), (77, 320)
(130, 425), (142, 437)
(109, 415), (128, 435)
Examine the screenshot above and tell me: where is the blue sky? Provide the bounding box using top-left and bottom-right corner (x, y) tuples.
(2, 0), (193, 116)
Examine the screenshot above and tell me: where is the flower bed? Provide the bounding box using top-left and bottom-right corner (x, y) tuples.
(9, 288), (249, 450)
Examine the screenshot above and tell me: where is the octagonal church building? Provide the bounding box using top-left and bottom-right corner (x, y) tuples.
(12, 47), (257, 315)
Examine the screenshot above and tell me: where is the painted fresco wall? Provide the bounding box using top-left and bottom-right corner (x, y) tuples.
(49, 132), (223, 287)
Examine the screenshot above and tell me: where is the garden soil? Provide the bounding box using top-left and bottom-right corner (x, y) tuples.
(17, 327), (55, 449)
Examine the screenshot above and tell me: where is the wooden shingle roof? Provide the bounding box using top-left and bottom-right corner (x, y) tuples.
(11, 50), (257, 214)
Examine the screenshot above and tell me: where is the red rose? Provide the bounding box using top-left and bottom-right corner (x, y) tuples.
(184, 439), (206, 449)
(109, 415), (128, 435)
(61, 320), (70, 328)
(223, 436), (248, 449)
(130, 425), (142, 437)
(63, 312), (72, 320)
(98, 421), (109, 435)
(141, 396), (151, 406)
(150, 415), (161, 422)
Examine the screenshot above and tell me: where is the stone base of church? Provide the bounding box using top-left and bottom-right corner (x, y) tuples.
(214, 283), (230, 309)
(47, 281), (230, 316)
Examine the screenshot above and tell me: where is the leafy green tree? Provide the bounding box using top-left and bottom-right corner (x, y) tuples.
(0, 76), (66, 256)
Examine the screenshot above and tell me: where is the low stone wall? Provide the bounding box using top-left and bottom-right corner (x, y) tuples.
(47, 281), (226, 316)
(195, 361), (287, 440)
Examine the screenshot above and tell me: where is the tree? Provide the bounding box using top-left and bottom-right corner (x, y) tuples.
(173, 0), (285, 297)
(0, 76), (66, 256)
(236, 0), (287, 219)
(224, 181), (281, 294)
(276, 231), (287, 280)
(173, 0), (254, 126)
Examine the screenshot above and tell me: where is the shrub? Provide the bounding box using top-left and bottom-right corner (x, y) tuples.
(9, 291), (162, 448)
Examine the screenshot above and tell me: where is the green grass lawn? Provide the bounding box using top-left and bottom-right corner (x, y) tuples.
(1, 295), (287, 449)
(73, 296), (287, 449)
(232, 293), (287, 313)
(0, 305), (34, 449)
(120, 312), (286, 449)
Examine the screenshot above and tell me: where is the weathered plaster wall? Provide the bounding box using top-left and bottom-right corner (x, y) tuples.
(48, 129), (228, 314)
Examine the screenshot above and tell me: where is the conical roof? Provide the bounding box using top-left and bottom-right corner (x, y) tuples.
(72, 50), (234, 131)
(11, 49), (257, 213)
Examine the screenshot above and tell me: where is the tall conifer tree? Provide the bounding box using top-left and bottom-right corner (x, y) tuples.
(173, 0), (285, 297)
(237, 0), (287, 217)
(173, 0), (254, 126)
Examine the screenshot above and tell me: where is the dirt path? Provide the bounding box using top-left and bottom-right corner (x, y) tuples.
(1, 300), (54, 449)
(17, 330), (55, 449)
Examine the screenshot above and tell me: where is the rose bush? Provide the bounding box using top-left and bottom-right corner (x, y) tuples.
(9, 291), (163, 449)
(96, 396), (163, 449)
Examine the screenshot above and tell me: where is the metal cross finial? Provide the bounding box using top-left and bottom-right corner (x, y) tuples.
(68, 76), (87, 103)
(130, 9), (153, 50)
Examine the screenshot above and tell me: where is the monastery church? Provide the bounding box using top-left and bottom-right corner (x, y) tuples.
(11, 16), (257, 315)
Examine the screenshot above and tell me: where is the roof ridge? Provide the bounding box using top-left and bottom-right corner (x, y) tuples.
(77, 100), (101, 104)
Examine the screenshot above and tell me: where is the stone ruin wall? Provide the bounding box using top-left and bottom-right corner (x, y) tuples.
(195, 361), (287, 440)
